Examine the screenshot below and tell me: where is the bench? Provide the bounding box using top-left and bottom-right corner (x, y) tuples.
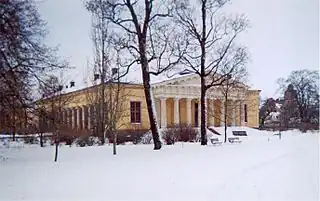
(210, 138), (222, 146)
(232, 131), (247, 136)
(228, 137), (242, 143)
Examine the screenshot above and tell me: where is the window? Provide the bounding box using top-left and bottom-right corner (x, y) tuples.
(244, 104), (248, 123)
(130, 101), (141, 123)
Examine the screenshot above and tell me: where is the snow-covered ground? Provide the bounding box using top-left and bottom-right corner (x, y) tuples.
(0, 128), (319, 201)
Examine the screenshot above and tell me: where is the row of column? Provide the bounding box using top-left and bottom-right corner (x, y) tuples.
(160, 98), (245, 128)
(59, 105), (93, 130)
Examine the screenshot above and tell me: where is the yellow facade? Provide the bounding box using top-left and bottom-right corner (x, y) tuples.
(39, 81), (261, 132)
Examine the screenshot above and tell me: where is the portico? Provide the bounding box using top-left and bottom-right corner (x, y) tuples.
(152, 75), (248, 128)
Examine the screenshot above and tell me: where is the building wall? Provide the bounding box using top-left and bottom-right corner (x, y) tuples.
(118, 86), (150, 130)
(38, 83), (260, 132)
(166, 98), (174, 127)
(179, 98), (187, 125)
(245, 90), (260, 128)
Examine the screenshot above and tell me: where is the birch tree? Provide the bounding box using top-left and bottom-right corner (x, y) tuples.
(173, 0), (249, 145)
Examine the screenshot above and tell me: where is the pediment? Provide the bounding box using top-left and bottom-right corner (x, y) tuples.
(153, 74), (200, 86)
(152, 74), (250, 90)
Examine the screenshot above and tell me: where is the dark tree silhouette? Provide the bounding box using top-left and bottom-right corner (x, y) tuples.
(278, 69), (319, 126)
(0, 0), (67, 140)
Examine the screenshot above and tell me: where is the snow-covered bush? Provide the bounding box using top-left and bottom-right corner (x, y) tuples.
(162, 129), (177, 145)
(74, 136), (101, 147)
(108, 131), (147, 145)
(3, 141), (24, 149)
(23, 136), (39, 144)
(161, 125), (198, 144)
(140, 132), (153, 144)
(175, 124), (197, 142)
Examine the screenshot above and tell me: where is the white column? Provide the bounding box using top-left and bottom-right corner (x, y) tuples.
(205, 98), (207, 127)
(173, 98), (180, 125)
(160, 98), (167, 129)
(212, 99), (215, 126)
(61, 110), (65, 125)
(220, 100), (225, 126)
(198, 99), (201, 127)
(76, 107), (80, 129)
(71, 108), (75, 129)
(186, 98), (192, 125)
(208, 99), (214, 127)
(88, 105), (91, 129)
(232, 101), (236, 126)
(82, 106), (86, 129)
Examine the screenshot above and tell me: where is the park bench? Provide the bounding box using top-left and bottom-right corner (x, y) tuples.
(228, 137), (242, 143)
(210, 138), (222, 146)
(232, 131), (247, 136)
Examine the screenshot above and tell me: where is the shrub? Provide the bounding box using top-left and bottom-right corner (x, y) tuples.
(162, 128), (177, 145)
(141, 132), (153, 144)
(74, 136), (101, 147)
(23, 136), (39, 144)
(175, 124), (197, 142)
(107, 130), (148, 145)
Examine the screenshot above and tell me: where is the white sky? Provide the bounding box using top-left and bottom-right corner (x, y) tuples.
(37, 0), (319, 99)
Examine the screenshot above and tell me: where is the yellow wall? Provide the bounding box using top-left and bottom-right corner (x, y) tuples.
(39, 83), (260, 130)
(118, 86), (150, 130)
(245, 90), (260, 128)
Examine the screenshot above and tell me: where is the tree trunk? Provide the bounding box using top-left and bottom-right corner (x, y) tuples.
(40, 133), (44, 147)
(12, 127), (16, 142)
(139, 36), (161, 150)
(224, 96), (228, 143)
(200, 0), (207, 146)
(142, 74), (162, 150)
(100, 70), (106, 145)
(200, 82), (207, 145)
(54, 141), (58, 162)
(113, 132), (117, 155)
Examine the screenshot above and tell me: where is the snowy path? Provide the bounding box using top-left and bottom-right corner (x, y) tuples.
(0, 133), (319, 201)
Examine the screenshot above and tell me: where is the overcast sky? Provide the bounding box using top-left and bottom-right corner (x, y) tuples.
(37, 0), (319, 99)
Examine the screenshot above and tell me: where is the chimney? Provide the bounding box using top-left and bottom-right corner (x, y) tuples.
(94, 73), (100, 81)
(70, 81), (75, 87)
(112, 68), (118, 77)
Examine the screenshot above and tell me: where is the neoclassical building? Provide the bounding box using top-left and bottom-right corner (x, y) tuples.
(38, 74), (260, 135)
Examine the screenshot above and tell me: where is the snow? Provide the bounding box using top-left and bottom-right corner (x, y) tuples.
(0, 128), (319, 201)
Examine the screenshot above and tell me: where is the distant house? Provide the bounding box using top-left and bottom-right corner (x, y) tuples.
(263, 100), (281, 130)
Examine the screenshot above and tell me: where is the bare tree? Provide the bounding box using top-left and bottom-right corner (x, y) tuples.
(213, 60), (248, 142)
(37, 75), (75, 162)
(172, 0), (249, 145)
(0, 0), (68, 140)
(85, 59), (130, 155)
(86, 0), (132, 146)
(85, 0), (187, 150)
(278, 69), (319, 126)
